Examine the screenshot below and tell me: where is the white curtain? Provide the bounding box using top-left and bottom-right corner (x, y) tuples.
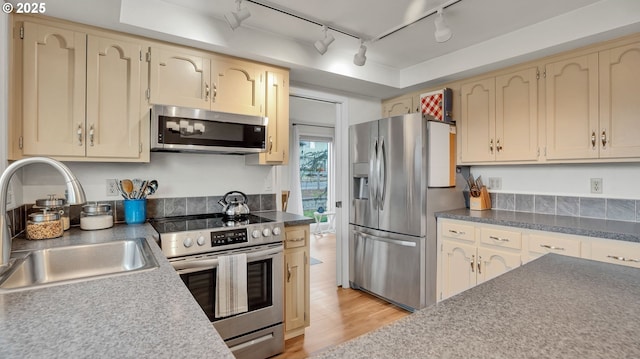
(288, 125), (304, 216)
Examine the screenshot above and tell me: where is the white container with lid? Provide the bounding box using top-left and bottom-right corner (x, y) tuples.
(80, 203), (114, 230)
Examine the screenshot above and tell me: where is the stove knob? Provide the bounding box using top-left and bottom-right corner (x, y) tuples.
(262, 228), (271, 237)
(197, 236), (206, 246)
(252, 229), (261, 239)
(272, 227), (281, 236)
(183, 237), (194, 248)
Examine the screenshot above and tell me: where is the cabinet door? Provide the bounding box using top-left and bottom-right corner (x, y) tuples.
(460, 78), (495, 163)
(599, 42), (640, 158)
(441, 240), (476, 300)
(526, 233), (581, 263)
(149, 46), (211, 109)
(495, 68), (538, 161)
(590, 238), (640, 269)
(545, 53), (599, 160)
(211, 57), (264, 116)
(22, 22), (86, 157)
(284, 248), (308, 333)
(382, 96), (414, 117)
(476, 247), (520, 285)
(86, 35), (141, 158)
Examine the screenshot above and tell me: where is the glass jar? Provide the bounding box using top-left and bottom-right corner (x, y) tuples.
(80, 203), (114, 230)
(26, 211), (64, 240)
(34, 195), (70, 231)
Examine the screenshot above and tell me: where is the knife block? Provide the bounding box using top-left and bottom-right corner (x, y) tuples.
(469, 186), (491, 211)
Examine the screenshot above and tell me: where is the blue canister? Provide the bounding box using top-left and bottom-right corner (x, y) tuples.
(124, 199), (147, 224)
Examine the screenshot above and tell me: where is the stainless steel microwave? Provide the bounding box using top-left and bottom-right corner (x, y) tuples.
(150, 105), (268, 154)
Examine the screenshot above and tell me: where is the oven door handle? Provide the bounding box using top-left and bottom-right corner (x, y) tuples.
(171, 245), (282, 273)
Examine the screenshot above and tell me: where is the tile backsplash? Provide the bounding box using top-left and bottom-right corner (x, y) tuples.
(8, 193), (277, 238)
(491, 192), (639, 222)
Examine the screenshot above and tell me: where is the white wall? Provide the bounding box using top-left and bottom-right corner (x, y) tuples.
(19, 152), (274, 203)
(472, 163), (640, 200)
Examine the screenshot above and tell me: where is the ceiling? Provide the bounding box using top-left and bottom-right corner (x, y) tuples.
(20, 0), (640, 98)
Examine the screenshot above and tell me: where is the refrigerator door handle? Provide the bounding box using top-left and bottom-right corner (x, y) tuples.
(370, 138), (378, 209)
(379, 138), (387, 210)
(351, 229), (417, 248)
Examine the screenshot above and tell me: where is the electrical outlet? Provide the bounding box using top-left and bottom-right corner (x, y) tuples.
(488, 177), (502, 190)
(106, 179), (119, 197)
(590, 178), (603, 194)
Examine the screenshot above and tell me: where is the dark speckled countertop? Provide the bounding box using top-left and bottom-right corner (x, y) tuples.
(256, 211), (315, 226)
(314, 254), (640, 358)
(436, 208), (640, 243)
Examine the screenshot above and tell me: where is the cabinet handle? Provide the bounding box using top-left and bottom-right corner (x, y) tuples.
(607, 255), (640, 263)
(213, 83), (217, 101)
(205, 82), (210, 101)
(470, 254), (475, 273)
(477, 256), (482, 274)
(89, 124), (95, 147)
(287, 263), (291, 282)
(448, 229), (466, 235)
(540, 244), (565, 251)
(489, 139), (494, 154)
(288, 237), (305, 242)
(591, 131), (596, 149)
(601, 130), (607, 148)
(489, 235), (510, 242)
(77, 124), (83, 146)
(268, 136), (273, 154)
(496, 139), (503, 152)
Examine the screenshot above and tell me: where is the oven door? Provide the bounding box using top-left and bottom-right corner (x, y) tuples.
(171, 244), (283, 341)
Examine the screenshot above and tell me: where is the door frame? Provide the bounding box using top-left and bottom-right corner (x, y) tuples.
(289, 86), (349, 288)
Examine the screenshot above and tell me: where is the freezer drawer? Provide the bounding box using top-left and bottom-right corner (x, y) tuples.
(349, 225), (426, 311)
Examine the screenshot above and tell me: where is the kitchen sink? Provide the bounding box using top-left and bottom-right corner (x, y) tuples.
(0, 238), (159, 292)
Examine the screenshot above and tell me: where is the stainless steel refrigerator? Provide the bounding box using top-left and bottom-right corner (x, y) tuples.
(349, 113), (464, 311)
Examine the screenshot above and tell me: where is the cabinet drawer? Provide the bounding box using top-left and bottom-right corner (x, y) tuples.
(590, 239), (640, 269)
(480, 228), (522, 250)
(441, 222), (475, 242)
(529, 234), (581, 257)
(285, 228), (307, 249)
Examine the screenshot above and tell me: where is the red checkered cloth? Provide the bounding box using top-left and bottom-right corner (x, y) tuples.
(421, 93), (443, 121)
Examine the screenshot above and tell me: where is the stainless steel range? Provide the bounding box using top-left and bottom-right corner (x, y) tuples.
(151, 213), (285, 359)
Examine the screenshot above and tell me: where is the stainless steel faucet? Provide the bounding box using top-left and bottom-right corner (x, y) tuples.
(0, 157), (87, 272)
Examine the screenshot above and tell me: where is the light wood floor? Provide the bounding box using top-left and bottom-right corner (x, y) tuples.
(273, 233), (409, 358)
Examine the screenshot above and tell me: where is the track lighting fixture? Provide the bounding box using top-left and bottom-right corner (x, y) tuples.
(314, 26), (335, 55)
(353, 40), (367, 66)
(225, 0), (251, 30)
(434, 8), (452, 43)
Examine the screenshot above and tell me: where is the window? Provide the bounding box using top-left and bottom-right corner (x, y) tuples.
(299, 138), (331, 220)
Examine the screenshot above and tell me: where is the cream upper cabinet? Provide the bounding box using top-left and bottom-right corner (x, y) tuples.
(283, 225), (310, 339)
(495, 68), (538, 161)
(382, 95), (415, 117)
(149, 45), (211, 110)
(22, 21), (86, 157)
(86, 35), (142, 159)
(598, 41), (640, 158)
(211, 57), (264, 116)
(460, 78), (495, 163)
(461, 68), (538, 164)
(19, 20), (145, 161)
(246, 69), (290, 165)
(545, 53), (600, 160)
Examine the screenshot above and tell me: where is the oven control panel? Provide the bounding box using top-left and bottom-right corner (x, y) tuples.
(211, 228), (247, 247)
(160, 222), (285, 258)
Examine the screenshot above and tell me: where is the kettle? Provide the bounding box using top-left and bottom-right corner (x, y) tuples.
(218, 191), (250, 217)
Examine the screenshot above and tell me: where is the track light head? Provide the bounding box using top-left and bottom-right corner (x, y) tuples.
(434, 8), (452, 43)
(314, 26), (335, 55)
(353, 41), (367, 66)
(225, 0), (251, 30)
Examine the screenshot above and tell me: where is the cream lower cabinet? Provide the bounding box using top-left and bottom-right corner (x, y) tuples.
(523, 232), (582, 263)
(17, 19), (146, 161)
(440, 220), (521, 300)
(588, 237), (640, 269)
(284, 225), (310, 339)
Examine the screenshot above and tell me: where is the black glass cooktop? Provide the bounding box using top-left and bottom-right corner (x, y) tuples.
(150, 213), (272, 234)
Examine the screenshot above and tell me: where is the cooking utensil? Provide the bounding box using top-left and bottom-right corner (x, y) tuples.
(468, 175), (481, 197)
(144, 180), (158, 197)
(121, 179), (134, 199)
(218, 191), (251, 218)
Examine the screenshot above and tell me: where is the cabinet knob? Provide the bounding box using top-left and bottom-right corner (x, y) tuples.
(601, 130), (607, 149)
(89, 124), (95, 147)
(489, 139), (494, 154)
(591, 131), (596, 149)
(470, 254), (475, 273)
(77, 124), (83, 146)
